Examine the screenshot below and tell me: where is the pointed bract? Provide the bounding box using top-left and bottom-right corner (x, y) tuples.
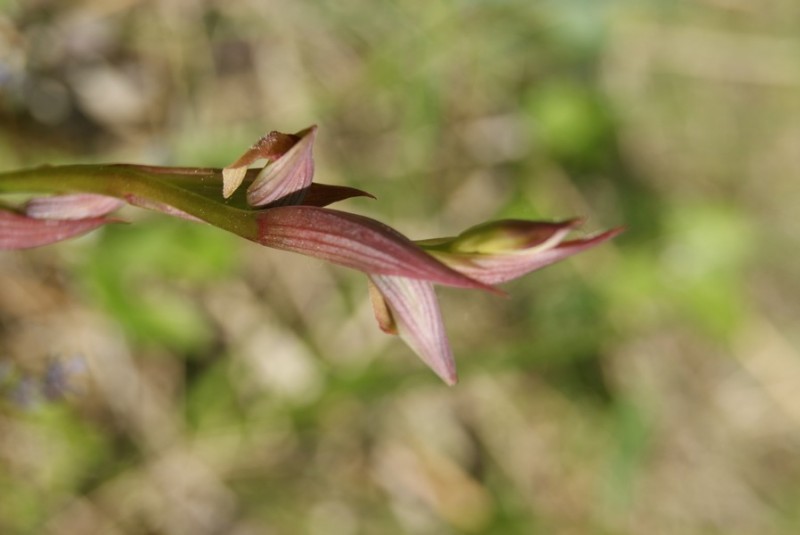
(301, 183), (376, 207)
(370, 275), (457, 385)
(256, 206), (499, 292)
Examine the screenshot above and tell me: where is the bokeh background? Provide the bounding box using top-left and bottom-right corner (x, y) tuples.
(2, 0), (800, 533)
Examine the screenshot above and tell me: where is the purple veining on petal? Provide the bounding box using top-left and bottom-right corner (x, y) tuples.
(256, 205), (500, 293)
(370, 274), (457, 385)
(222, 130), (301, 198)
(247, 125), (317, 207)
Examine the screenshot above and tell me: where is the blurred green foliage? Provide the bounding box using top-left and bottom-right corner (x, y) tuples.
(78, 219), (239, 351)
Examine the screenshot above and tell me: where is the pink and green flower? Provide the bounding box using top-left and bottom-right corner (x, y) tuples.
(0, 126), (621, 384)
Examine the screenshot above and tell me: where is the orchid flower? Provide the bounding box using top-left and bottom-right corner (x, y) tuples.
(0, 126), (621, 384)
(367, 220), (623, 384)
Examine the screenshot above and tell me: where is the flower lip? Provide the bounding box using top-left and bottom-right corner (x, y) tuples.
(222, 129), (304, 199)
(247, 125), (317, 207)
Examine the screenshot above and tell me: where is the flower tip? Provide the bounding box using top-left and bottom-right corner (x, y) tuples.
(609, 225), (627, 237)
(567, 217), (585, 229)
(429, 357), (459, 386)
(299, 124), (319, 136)
(427, 351), (458, 385)
(589, 225), (626, 242)
(460, 276), (507, 296)
(477, 283), (508, 297)
(442, 369), (459, 386)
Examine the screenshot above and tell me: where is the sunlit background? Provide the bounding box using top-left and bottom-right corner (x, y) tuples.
(2, 0), (800, 533)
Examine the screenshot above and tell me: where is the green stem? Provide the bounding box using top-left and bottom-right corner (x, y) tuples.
(0, 164), (259, 240)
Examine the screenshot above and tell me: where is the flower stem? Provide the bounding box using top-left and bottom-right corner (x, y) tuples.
(0, 164), (260, 240)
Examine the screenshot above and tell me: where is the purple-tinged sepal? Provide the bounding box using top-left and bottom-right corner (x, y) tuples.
(420, 219), (623, 285)
(369, 274), (457, 385)
(256, 206), (499, 292)
(0, 207), (119, 249)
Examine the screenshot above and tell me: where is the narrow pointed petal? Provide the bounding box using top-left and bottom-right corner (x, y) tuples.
(0, 209), (117, 249)
(222, 130), (301, 198)
(370, 275), (457, 385)
(256, 206), (500, 293)
(301, 183), (376, 207)
(25, 194), (124, 220)
(247, 125), (317, 207)
(246, 182), (375, 209)
(435, 227), (624, 285)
